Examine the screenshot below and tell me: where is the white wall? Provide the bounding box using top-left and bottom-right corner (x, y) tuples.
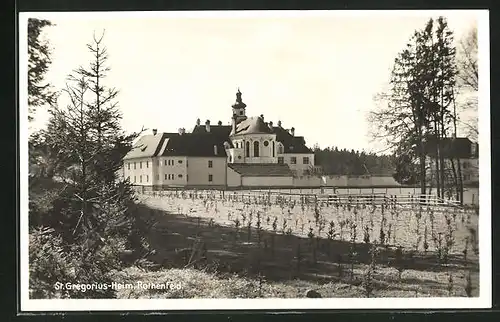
(242, 176), (293, 186)
(187, 157), (227, 186)
(123, 157), (154, 185)
(227, 166), (241, 187)
(233, 134), (278, 164)
(226, 147), (245, 163)
(155, 156), (188, 186)
(279, 153), (315, 176)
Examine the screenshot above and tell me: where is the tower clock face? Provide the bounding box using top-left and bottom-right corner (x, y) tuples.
(264, 141), (269, 147)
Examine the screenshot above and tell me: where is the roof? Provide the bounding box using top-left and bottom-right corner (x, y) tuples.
(123, 133), (173, 160)
(230, 116), (274, 136)
(161, 133), (227, 157)
(426, 137), (478, 159)
(192, 124), (233, 148)
(124, 132), (227, 159)
(228, 163), (293, 177)
(273, 127), (312, 153)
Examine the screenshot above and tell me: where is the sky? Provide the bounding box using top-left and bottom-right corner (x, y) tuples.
(25, 10), (481, 153)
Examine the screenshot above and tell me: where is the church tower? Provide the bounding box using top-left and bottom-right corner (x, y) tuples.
(232, 88), (247, 124)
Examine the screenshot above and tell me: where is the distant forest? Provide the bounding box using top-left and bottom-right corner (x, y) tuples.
(313, 146), (396, 177)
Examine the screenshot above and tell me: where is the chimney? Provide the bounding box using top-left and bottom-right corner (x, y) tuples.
(152, 129), (157, 135)
(178, 128), (185, 135)
(268, 121), (273, 130)
(260, 114), (264, 121)
(214, 144), (218, 156)
(196, 118), (201, 126)
(205, 120), (210, 132)
(277, 120), (282, 127)
(218, 120), (222, 126)
(291, 127), (295, 136)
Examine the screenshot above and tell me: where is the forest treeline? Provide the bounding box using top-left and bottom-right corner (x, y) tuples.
(313, 146), (395, 177)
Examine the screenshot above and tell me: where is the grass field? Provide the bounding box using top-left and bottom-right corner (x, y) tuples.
(123, 189), (479, 299)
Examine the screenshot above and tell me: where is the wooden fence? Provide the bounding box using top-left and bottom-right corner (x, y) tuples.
(139, 187), (463, 208)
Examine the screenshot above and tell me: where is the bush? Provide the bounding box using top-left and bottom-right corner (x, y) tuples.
(29, 226), (125, 299)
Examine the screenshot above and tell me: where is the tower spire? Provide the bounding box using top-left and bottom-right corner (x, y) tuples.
(231, 87), (247, 124)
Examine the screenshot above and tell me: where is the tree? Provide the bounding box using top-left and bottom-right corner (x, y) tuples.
(28, 18), (57, 121)
(457, 25), (478, 92)
(369, 17), (460, 199)
(29, 31), (150, 298)
(456, 25), (478, 142)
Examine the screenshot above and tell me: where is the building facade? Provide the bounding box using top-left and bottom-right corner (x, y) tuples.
(122, 89), (315, 188)
(425, 137), (479, 186)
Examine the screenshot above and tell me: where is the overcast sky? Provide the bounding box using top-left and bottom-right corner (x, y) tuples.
(25, 10), (481, 153)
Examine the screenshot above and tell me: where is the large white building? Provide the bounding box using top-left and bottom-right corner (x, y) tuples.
(122, 89), (315, 189)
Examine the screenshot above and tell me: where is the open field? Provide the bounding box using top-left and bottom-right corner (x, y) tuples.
(127, 189), (479, 298)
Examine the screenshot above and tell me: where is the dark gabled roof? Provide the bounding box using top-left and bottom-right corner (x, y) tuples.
(230, 116), (274, 136)
(273, 126), (312, 153)
(228, 163), (293, 177)
(193, 124), (233, 148)
(426, 137), (478, 159)
(160, 133), (227, 157)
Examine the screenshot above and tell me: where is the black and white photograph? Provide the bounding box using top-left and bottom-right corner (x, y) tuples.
(20, 10), (491, 311)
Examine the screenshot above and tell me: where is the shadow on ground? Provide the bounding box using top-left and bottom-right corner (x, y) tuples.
(131, 202), (479, 295)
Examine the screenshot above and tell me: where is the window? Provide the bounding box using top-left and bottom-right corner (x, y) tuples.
(208, 160), (213, 168)
(178, 160), (183, 164)
(140, 175), (142, 183)
(146, 161), (149, 168)
(303, 157), (309, 164)
(246, 141), (250, 157)
(462, 162), (469, 169)
(239, 111), (243, 115)
(146, 175), (149, 182)
(277, 144), (284, 154)
(291, 157), (297, 164)
(134, 176), (136, 183)
(278, 157), (284, 164)
(253, 141), (260, 157)
(238, 155), (242, 159)
(178, 174), (183, 178)
(208, 174), (213, 182)
(134, 162), (137, 169)
(229, 155), (232, 162)
(187, 175), (189, 181)
(127, 163), (130, 170)
(272, 141), (275, 157)
(140, 162), (142, 169)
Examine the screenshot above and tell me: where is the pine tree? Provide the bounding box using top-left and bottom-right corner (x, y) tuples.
(28, 18), (57, 121)
(31, 31), (149, 298)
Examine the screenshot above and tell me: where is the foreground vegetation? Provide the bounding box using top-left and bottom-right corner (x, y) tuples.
(121, 189), (479, 298)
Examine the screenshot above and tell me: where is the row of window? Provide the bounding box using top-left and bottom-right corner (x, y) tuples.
(126, 159), (185, 170)
(129, 175), (149, 183)
(244, 141), (275, 158)
(277, 156), (309, 165)
(128, 174), (214, 183)
(126, 159), (217, 170)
